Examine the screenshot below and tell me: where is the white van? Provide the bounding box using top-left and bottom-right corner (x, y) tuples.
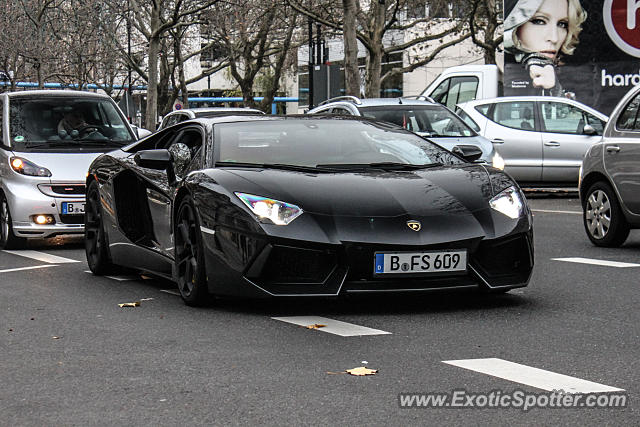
(420, 65), (502, 110)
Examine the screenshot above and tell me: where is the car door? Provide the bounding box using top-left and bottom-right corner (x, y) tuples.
(145, 126), (205, 257)
(604, 91), (640, 215)
(481, 101), (542, 182)
(538, 101), (605, 183)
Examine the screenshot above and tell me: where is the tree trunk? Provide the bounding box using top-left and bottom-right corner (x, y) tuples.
(342, 0), (360, 97)
(364, 2), (386, 98)
(145, 8), (160, 130)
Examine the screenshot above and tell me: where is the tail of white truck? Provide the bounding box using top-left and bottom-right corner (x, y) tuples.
(420, 64), (502, 110)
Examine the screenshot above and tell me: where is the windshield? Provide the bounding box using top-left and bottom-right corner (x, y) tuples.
(214, 118), (464, 168)
(9, 96), (136, 151)
(359, 105), (476, 137)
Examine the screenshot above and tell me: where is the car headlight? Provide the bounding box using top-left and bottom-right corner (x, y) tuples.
(10, 156), (52, 177)
(235, 192), (303, 225)
(490, 186), (524, 219)
(491, 152), (505, 170)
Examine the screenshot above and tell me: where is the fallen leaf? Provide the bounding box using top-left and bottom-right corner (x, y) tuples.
(8, 328), (13, 332)
(52, 336), (62, 340)
(346, 366), (378, 376)
(118, 301), (140, 308)
(304, 324), (326, 329)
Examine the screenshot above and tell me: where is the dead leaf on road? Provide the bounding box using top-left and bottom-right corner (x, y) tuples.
(346, 367), (378, 376)
(52, 336), (62, 340)
(118, 301), (140, 308)
(304, 324), (326, 329)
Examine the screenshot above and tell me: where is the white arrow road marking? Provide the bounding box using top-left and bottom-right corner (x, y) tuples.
(3, 250), (80, 264)
(272, 316), (391, 337)
(0, 264), (57, 274)
(443, 358), (624, 394)
(553, 257), (640, 268)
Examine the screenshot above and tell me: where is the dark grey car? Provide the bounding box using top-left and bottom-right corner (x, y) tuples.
(580, 85), (640, 246)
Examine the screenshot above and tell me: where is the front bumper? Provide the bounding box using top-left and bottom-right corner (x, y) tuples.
(203, 229), (534, 297)
(4, 179), (86, 238)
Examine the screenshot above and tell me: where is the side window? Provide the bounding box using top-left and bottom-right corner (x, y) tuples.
(162, 115), (179, 129)
(444, 77), (479, 110)
(177, 113), (190, 123)
(330, 107), (352, 115)
(455, 109), (481, 132)
(430, 78), (451, 105)
(313, 107), (333, 115)
(585, 113), (605, 135)
(616, 92), (640, 131)
(165, 128), (204, 177)
(540, 102), (587, 134)
(491, 101), (535, 131)
(474, 104), (491, 118)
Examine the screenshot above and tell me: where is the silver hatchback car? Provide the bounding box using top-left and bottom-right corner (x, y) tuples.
(580, 85), (640, 247)
(0, 90), (139, 248)
(457, 96), (608, 185)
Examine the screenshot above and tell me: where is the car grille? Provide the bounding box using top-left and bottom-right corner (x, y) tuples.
(260, 245), (337, 284)
(471, 233), (533, 287)
(51, 185), (85, 195)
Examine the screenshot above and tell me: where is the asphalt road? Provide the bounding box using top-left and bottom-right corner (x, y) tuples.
(1, 197), (639, 426)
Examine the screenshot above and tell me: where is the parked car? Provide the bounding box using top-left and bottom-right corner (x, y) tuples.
(158, 107), (265, 130)
(0, 90), (140, 248)
(580, 85), (640, 247)
(456, 96), (608, 185)
(306, 96), (504, 169)
(85, 115), (533, 306)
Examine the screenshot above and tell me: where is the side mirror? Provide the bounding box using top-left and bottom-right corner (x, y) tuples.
(582, 124), (598, 136)
(452, 145), (483, 162)
(134, 149), (172, 170)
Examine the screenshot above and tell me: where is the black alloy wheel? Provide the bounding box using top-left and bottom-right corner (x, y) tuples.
(85, 180), (120, 274)
(583, 181), (630, 247)
(175, 197), (209, 306)
(0, 193), (26, 250)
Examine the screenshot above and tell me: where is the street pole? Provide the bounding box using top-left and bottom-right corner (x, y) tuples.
(126, 0), (132, 122)
(308, 17), (314, 109)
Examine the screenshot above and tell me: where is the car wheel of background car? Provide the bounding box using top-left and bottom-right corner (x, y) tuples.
(175, 196), (209, 306)
(0, 194), (26, 250)
(85, 181), (122, 275)
(583, 182), (630, 247)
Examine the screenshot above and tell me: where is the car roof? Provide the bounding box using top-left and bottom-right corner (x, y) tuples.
(4, 90), (111, 99)
(313, 96), (437, 108)
(186, 114), (392, 126)
(458, 96), (609, 120)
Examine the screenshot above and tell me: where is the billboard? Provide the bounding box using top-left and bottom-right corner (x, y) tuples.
(503, 0), (640, 114)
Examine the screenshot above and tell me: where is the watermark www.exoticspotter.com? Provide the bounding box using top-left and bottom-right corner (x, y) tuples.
(398, 390), (628, 411)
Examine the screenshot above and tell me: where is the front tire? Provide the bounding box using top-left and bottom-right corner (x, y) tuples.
(583, 181), (630, 247)
(0, 193), (26, 250)
(174, 197), (209, 306)
(85, 180), (121, 275)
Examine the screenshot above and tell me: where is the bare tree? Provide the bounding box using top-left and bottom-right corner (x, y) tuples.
(342, 0), (360, 96)
(468, 0), (503, 64)
(288, 0), (470, 98)
(203, 0), (298, 112)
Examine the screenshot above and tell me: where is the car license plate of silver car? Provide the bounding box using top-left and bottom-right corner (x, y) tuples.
(61, 201), (85, 214)
(373, 250), (467, 274)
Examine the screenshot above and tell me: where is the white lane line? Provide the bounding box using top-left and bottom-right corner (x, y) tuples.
(0, 264), (57, 274)
(3, 250), (80, 264)
(271, 316), (391, 337)
(84, 270), (140, 281)
(443, 358), (624, 394)
(532, 209), (581, 215)
(552, 257), (640, 268)
(160, 289), (181, 296)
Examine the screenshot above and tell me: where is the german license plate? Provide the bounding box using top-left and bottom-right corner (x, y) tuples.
(61, 201), (85, 214)
(374, 250), (467, 274)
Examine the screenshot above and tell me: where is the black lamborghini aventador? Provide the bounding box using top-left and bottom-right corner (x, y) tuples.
(84, 115), (533, 305)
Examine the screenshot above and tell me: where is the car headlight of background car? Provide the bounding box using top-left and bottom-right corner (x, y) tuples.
(489, 186), (524, 219)
(10, 156), (52, 177)
(491, 152), (505, 170)
(235, 192), (303, 225)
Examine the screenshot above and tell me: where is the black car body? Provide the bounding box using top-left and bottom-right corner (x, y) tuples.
(85, 115), (534, 305)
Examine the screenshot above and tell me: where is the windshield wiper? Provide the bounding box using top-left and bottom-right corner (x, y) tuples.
(316, 162), (443, 171)
(215, 161), (333, 173)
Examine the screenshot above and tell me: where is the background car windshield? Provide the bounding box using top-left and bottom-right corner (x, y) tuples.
(359, 106), (475, 137)
(215, 119), (464, 167)
(9, 97), (135, 150)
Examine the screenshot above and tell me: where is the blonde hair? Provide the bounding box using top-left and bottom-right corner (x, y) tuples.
(512, 0), (587, 57)
(561, 0), (587, 55)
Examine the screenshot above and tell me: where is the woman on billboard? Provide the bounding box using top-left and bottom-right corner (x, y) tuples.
(504, 0), (587, 96)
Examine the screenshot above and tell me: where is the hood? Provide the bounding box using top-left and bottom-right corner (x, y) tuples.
(12, 151), (104, 182)
(208, 164), (495, 218)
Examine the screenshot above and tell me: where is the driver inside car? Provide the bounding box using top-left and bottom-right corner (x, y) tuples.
(57, 109), (106, 140)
